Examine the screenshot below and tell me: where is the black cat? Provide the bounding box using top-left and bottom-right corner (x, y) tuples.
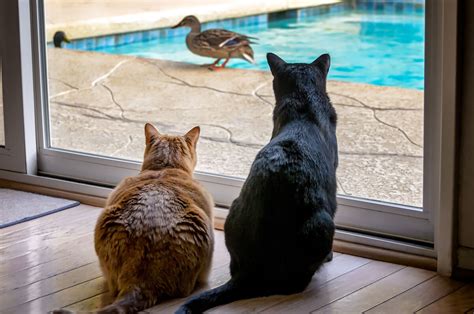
(176, 53), (339, 313)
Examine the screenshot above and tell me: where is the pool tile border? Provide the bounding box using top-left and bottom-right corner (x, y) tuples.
(52, 1), (424, 51)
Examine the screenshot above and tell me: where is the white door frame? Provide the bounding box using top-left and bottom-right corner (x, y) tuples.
(0, 0), (37, 174)
(425, 0), (458, 276)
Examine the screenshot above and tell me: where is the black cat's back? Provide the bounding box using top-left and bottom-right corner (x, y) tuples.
(176, 53), (338, 314)
(225, 119), (336, 278)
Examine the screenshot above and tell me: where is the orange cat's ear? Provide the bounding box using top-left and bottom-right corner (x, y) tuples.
(185, 126), (200, 147)
(144, 123), (160, 144)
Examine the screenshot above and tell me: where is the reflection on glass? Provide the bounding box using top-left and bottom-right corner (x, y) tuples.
(44, 0), (424, 206)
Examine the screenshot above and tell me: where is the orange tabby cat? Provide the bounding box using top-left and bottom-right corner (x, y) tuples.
(90, 124), (213, 313)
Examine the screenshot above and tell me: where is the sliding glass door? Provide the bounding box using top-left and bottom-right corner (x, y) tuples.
(0, 0), (36, 173)
(25, 0), (455, 249)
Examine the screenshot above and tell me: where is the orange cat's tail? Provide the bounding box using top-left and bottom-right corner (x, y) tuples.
(49, 287), (153, 314)
(96, 288), (153, 314)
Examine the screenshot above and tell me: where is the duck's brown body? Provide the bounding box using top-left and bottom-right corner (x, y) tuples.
(173, 15), (256, 69)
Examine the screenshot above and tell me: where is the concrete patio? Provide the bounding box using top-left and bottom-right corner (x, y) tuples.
(47, 48), (423, 207)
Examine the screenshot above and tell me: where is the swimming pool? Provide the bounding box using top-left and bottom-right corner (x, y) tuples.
(80, 5), (425, 90)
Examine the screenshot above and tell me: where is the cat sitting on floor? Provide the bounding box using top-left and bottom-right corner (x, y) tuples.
(177, 52), (339, 313)
(52, 124), (214, 314)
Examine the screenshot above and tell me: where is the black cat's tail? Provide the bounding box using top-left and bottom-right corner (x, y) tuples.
(176, 279), (261, 314)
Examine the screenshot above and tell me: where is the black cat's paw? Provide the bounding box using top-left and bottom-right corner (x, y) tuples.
(324, 251), (333, 263)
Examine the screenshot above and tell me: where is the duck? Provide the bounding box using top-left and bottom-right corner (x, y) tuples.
(172, 15), (256, 70)
(53, 31), (70, 48)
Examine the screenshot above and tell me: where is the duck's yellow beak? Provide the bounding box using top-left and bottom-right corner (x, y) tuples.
(64, 35), (71, 43)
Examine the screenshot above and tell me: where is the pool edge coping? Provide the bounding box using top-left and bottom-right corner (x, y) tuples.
(45, 0), (342, 42)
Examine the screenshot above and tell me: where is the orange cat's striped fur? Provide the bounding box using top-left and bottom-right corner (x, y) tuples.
(53, 124), (214, 314)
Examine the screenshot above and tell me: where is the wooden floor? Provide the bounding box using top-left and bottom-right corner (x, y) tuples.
(0, 204), (473, 314)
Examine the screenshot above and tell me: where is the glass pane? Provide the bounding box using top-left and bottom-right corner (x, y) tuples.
(0, 53), (4, 146)
(43, 0), (424, 207)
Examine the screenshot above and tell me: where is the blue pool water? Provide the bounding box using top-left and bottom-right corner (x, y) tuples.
(92, 8), (425, 90)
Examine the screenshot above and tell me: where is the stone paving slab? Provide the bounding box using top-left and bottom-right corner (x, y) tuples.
(47, 48), (424, 207)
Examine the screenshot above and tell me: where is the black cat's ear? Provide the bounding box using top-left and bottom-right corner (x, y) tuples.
(144, 123), (160, 145)
(267, 53), (286, 76)
(185, 126), (200, 147)
(312, 53), (331, 77)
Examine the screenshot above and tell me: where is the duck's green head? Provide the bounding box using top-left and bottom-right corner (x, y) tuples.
(53, 31), (70, 48)
(172, 15), (201, 32)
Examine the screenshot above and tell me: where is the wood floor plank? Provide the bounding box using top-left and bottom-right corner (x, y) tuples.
(0, 205), (100, 248)
(0, 232), (95, 278)
(1, 202), (471, 314)
(3, 277), (106, 314)
(209, 254), (371, 313)
(417, 283), (474, 313)
(0, 223), (96, 261)
(0, 261), (102, 310)
(61, 291), (113, 312)
(0, 242), (96, 294)
(261, 261), (404, 313)
(366, 275), (466, 313)
(313, 267), (436, 313)
(0, 204), (98, 238)
(0, 211), (99, 252)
